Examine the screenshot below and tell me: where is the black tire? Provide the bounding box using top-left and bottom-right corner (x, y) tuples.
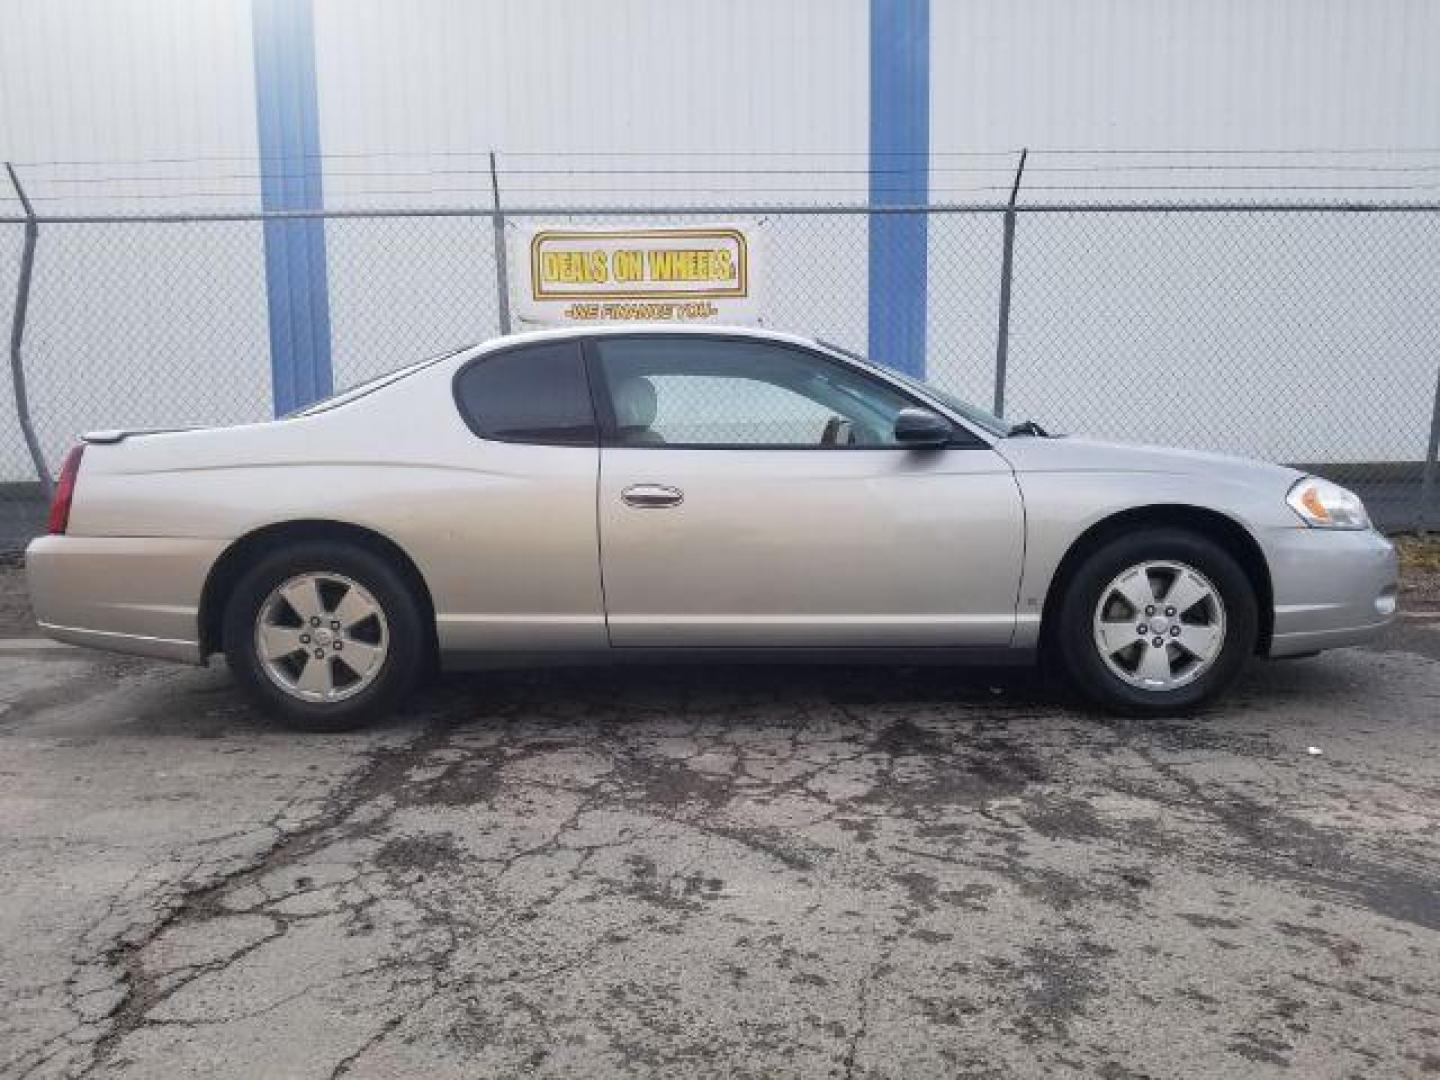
(223, 541), (426, 731)
(1055, 528), (1258, 716)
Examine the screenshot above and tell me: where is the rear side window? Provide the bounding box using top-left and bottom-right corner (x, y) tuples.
(454, 341), (596, 445)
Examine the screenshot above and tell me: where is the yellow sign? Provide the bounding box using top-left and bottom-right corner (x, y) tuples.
(517, 225), (759, 325)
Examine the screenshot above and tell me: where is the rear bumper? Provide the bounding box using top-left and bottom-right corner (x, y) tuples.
(25, 534), (226, 665)
(1263, 526), (1397, 657)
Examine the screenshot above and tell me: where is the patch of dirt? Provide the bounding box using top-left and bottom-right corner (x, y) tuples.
(375, 833), (465, 875)
(1396, 536), (1440, 608)
(0, 564), (37, 637)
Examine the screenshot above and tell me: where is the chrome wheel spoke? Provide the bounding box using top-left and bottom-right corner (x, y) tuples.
(1135, 644), (1174, 684)
(1164, 572), (1213, 617)
(1178, 622), (1222, 661)
(296, 654), (335, 697)
(331, 585), (379, 631)
(1112, 570), (1158, 614)
(258, 623), (305, 660)
(1096, 619), (1141, 656)
(280, 577), (325, 622)
(335, 639), (384, 676)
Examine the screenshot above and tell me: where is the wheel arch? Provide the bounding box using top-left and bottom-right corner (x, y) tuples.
(1039, 504), (1274, 656)
(199, 520), (438, 661)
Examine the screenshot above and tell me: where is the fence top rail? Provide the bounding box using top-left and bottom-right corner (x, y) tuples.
(3, 199), (1440, 225)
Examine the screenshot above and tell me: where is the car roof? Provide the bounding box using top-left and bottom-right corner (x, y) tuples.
(473, 323), (824, 353)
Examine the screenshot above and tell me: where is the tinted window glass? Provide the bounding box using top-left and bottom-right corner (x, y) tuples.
(593, 336), (922, 447)
(455, 341), (596, 445)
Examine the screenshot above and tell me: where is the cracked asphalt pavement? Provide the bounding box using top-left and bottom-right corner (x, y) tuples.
(1, 566), (1439, 1078)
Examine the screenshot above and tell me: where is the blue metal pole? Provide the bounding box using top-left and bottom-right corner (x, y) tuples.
(252, 0), (333, 415)
(868, 0), (930, 377)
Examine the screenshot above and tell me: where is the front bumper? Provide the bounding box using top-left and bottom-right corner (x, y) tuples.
(25, 535), (227, 664)
(1263, 526), (1397, 657)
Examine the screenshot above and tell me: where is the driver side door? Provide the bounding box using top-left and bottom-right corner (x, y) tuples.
(589, 334), (1025, 648)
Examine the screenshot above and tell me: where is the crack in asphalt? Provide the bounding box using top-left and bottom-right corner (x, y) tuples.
(74, 718), (461, 1075)
(3, 651), (1439, 1077)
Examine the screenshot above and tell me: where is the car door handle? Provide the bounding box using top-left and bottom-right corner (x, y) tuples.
(621, 484), (684, 509)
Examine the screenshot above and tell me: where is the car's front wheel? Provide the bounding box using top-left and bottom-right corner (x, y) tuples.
(223, 542), (426, 731)
(1055, 528), (1258, 715)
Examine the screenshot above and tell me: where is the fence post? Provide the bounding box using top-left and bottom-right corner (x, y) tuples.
(5, 162), (52, 500)
(1419, 363), (1440, 536)
(489, 151), (512, 335)
(992, 148), (1027, 418)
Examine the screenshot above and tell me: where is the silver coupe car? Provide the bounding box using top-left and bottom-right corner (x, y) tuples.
(27, 325), (1396, 730)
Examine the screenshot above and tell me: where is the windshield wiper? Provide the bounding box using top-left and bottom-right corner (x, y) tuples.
(1006, 419), (1049, 437)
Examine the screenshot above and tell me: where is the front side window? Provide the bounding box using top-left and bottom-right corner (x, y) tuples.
(454, 340), (596, 445)
(819, 339), (1009, 439)
(592, 337), (926, 448)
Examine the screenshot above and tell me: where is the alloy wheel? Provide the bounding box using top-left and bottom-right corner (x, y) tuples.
(1091, 560), (1226, 691)
(254, 572), (390, 702)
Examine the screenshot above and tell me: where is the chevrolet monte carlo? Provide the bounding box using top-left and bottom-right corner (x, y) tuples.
(27, 326), (1397, 730)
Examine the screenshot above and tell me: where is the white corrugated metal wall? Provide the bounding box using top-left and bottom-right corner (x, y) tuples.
(0, 0), (271, 482)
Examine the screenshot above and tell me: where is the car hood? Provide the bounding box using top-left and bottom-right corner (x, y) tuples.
(995, 434), (1304, 488)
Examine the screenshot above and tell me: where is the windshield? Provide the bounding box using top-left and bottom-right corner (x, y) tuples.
(288, 345), (472, 418)
(816, 341), (1011, 438)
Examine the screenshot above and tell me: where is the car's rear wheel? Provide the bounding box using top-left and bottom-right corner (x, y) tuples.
(1055, 528), (1258, 715)
(223, 542), (425, 731)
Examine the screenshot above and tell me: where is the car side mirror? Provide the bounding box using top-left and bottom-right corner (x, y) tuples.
(893, 408), (952, 448)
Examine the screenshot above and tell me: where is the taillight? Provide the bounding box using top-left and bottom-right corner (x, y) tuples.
(48, 445), (85, 535)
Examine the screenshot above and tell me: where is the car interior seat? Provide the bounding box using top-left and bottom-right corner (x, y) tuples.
(611, 374), (666, 444)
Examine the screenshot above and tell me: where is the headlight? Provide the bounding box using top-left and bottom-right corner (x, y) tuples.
(1286, 476), (1370, 530)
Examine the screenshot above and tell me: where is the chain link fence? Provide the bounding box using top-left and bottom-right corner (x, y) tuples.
(1001, 207), (1440, 534)
(3, 200), (1439, 552)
